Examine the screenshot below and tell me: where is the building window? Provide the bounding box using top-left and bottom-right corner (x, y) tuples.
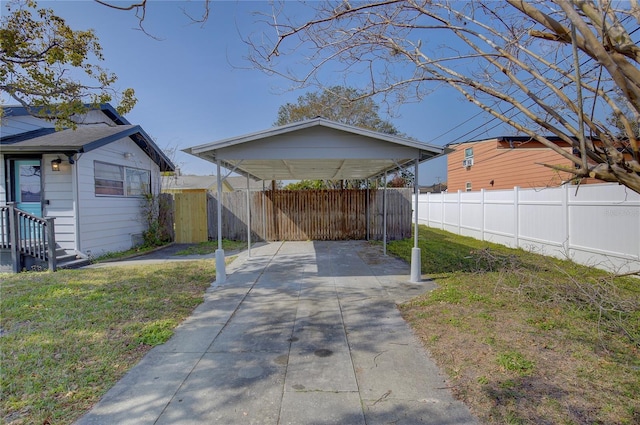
(126, 168), (151, 196)
(95, 161), (150, 196)
(465, 147), (474, 158)
(465, 182), (472, 192)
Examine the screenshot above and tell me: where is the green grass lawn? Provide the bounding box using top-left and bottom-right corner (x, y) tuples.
(390, 225), (640, 425)
(174, 239), (247, 256)
(1, 261), (216, 425)
(2, 229), (638, 425)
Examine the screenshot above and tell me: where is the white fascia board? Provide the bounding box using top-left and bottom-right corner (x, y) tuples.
(187, 118), (443, 156)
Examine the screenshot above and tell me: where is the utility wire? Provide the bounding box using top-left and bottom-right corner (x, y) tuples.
(432, 12), (636, 147)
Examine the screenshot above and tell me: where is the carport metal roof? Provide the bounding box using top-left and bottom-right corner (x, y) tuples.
(184, 117), (445, 284)
(183, 117), (445, 181)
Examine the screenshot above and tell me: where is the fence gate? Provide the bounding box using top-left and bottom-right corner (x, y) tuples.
(174, 192), (208, 243)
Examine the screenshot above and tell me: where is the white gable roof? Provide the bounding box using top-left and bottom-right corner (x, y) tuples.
(184, 118), (444, 181)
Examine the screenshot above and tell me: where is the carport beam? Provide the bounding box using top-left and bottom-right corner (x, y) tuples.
(215, 159), (226, 284)
(410, 157), (422, 283)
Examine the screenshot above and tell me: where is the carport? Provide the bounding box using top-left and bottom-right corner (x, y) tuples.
(184, 117), (445, 284)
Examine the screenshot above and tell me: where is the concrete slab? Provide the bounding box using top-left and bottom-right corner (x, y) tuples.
(279, 391), (365, 425)
(226, 299), (299, 326)
(363, 398), (476, 425)
(208, 323), (293, 353)
(351, 340), (451, 400)
(285, 346), (358, 392)
(155, 352), (286, 425)
(74, 351), (202, 425)
(74, 241), (478, 425)
(155, 320), (226, 353)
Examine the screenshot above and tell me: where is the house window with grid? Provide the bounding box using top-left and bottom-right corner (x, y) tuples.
(95, 161), (150, 196)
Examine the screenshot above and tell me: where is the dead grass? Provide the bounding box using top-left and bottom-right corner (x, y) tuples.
(391, 226), (640, 425)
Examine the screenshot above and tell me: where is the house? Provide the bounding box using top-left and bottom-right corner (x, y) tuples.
(225, 176), (265, 192)
(446, 136), (582, 191)
(162, 174), (225, 194)
(419, 182), (447, 194)
(162, 174), (264, 194)
(0, 104), (174, 272)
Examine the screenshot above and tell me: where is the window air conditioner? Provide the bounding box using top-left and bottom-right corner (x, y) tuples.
(463, 158), (474, 167)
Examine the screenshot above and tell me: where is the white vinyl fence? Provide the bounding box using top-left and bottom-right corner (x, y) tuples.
(415, 183), (640, 274)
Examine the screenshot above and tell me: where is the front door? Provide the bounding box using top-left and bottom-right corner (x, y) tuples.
(13, 159), (42, 217)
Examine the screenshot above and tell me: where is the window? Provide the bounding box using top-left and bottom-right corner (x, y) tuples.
(95, 162), (124, 195)
(465, 147), (474, 158)
(19, 164), (41, 202)
(95, 161), (150, 196)
(465, 182), (472, 192)
(126, 168), (151, 196)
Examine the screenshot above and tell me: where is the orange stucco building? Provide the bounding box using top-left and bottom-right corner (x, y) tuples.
(446, 137), (582, 192)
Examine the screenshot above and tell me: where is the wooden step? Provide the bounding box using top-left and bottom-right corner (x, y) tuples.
(57, 256), (91, 270)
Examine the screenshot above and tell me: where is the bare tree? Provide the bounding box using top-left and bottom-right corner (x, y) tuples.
(246, 0), (640, 193)
(94, 0), (211, 37)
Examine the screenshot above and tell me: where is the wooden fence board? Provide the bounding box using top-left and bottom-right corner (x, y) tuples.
(174, 192), (207, 243)
(207, 188), (411, 242)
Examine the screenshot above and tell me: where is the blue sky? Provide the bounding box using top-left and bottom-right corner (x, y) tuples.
(35, 0), (510, 185)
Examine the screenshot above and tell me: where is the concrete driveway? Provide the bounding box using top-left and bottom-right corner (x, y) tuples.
(75, 241), (477, 425)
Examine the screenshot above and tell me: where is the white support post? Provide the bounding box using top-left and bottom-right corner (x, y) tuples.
(383, 170), (387, 256)
(366, 178), (370, 241)
(246, 174), (251, 258)
(215, 159), (226, 284)
(562, 183), (569, 254)
(262, 180), (266, 242)
(410, 157), (421, 283)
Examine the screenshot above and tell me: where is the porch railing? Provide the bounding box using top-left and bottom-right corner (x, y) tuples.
(0, 203), (57, 272)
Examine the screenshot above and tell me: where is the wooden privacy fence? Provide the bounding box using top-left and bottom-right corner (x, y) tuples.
(208, 188), (412, 242)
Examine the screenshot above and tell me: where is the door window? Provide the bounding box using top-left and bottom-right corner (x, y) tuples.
(19, 164), (41, 203)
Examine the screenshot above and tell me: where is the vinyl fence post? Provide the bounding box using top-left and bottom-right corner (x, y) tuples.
(480, 188), (485, 241)
(514, 186), (520, 248)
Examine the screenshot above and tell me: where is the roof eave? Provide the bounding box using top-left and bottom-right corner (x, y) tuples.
(1, 126), (175, 172)
(0, 103), (130, 125)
